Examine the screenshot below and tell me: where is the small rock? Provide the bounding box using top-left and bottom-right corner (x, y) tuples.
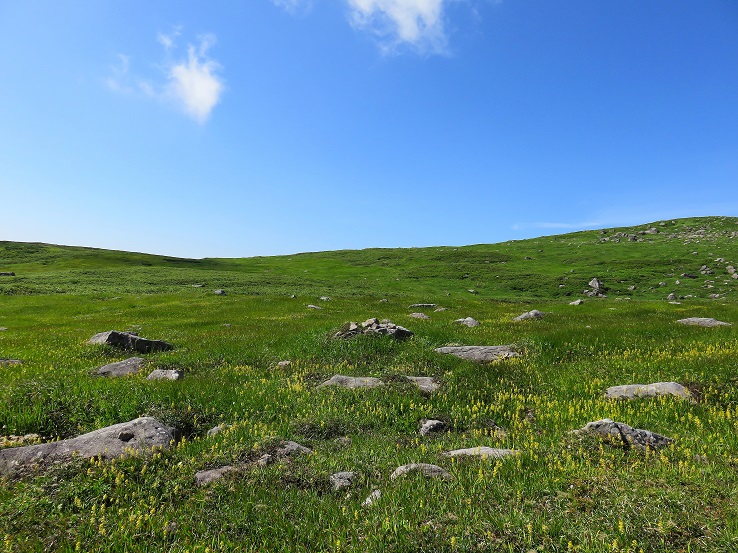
(409, 304), (436, 309)
(390, 463), (452, 481)
(191, 284), (204, 288)
(0, 327), (7, 331)
(455, 317), (480, 327)
(0, 359), (22, 366)
(318, 375), (383, 389)
(147, 369), (183, 381)
(256, 454), (274, 467)
(207, 425), (226, 437)
(667, 293), (677, 300)
(409, 312), (430, 320)
(362, 489), (381, 506)
(443, 447), (517, 460)
(569, 299), (584, 306)
(406, 376), (439, 393)
(435, 345), (518, 363)
(434, 307), (447, 312)
(514, 310), (543, 321)
(214, 289), (226, 295)
(573, 419), (672, 449)
(277, 360), (292, 368)
(319, 296), (331, 301)
(0, 272), (15, 277)
(677, 317), (731, 327)
(605, 382), (690, 400)
(627, 285), (636, 291)
(307, 304), (322, 310)
(329, 471), (356, 491)
(468, 289), (477, 294)
(379, 298), (388, 303)
(275, 441), (313, 456)
(195, 465), (236, 486)
(420, 419), (446, 436)
(96, 357), (146, 377)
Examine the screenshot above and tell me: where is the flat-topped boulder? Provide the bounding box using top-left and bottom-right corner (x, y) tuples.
(88, 331), (173, 353)
(318, 375), (383, 389)
(435, 345), (518, 363)
(409, 303), (436, 309)
(572, 419), (672, 449)
(443, 447), (517, 460)
(390, 463), (452, 481)
(676, 317), (731, 327)
(605, 382), (690, 400)
(147, 369), (184, 381)
(455, 317), (480, 327)
(329, 471), (356, 490)
(406, 376), (439, 393)
(275, 440), (313, 456)
(334, 318), (413, 340)
(96, 357), (145, 377)
(514, 310), (543, 321)
(0, 417), (177, 475)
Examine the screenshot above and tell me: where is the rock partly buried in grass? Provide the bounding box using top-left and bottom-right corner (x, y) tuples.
(307, 304), (322, 309)
(455, 317), (480, 327)
(362, 489), (381, 506)
(88, 331), (173, 353)
(420, 419), (446, 436)
(329, 471), (356, 491)
(406, 376), (439, 393)
(207, 424), (226, 437)
(605, 382), (690, 400)
(275, 440), (313, 457)
(573, 419), (672, 450)
(195, 465), (237, 487)
(390, 463), (453, 481)
(443, 447), (517, 460)
(147, 369), (184, 381)
(0, 272), (15, 277)
(214, 289), (226, 295)
(569, 299), (584, 306)
(409, 312), (430, 320)
(0, 417), (178, 475)
(435, 345), (518, 363)
(677, 317), (731, 327)
(0, 359), (22, 366)
(318, 375), (383, 389)
(334, 318), (413, 340)
(409, 303), (436, 309)
(514, 310), (543, 321)
(96, 357), (145, 377)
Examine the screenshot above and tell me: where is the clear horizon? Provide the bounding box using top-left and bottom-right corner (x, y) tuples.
(2, 2), (737, 258)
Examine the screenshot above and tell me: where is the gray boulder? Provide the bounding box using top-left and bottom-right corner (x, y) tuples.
(455, 317), (480, 327)
(573, 419), (672, 449)
(96, 357), (146, 377)
(88, 331), (173, 353)
(390, 463), (452, 481)
(569, 299), (584, 305)
(0, 417), (177, 475)
(362, 489), (381, 506)
(0, 359), (22, 366)
(420, 419), (446, 436)
(514, 310), (543, 321)
(406, 376), (439, 393)
(435, 345), (518, 363)
(443, 447), (517, 460)
(605, 382), (690, 400)
(329, 471), (356, 491)
(307, 304), (322, 310)
(214, 289), (226, 295)
(318, 375), (383, 389)
(147, 369), (183, 381)
(195, 465), (237, 486)
(677, 317), (731, 327)
(409, 312), (430, 320)
(207, 424), (226, 437)
(409, 303), (436, 309)
(275, 440), (312, 456)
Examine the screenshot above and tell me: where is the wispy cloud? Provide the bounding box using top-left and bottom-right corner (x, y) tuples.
(347, 0), (448, 54)
(106, 31), (224, 124)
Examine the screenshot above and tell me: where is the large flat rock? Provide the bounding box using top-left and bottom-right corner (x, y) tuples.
(573, 418), (672, 450)
(676, 318), (731, 327)
(435, 345), (518, 363)
(443, 447), (518, 460)
(96, 357), (145, 377)
(0, 417), (178, 475)
(405, 376), (439, 393)
(605, 382), (690, 400)
(318, 375), (383, 389)
(390, 463), (452, 481)
(88, 330), (173, 353)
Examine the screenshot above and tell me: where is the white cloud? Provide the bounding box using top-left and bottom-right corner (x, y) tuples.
(347, 0), (448, 54)
(166, 35), (224, 123)
(106, 32), (224, 124)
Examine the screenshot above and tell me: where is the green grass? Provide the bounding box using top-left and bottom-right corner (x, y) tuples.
(1, 216), (737, 552)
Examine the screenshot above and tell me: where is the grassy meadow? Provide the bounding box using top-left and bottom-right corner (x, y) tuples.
(1, 216), (737, 552)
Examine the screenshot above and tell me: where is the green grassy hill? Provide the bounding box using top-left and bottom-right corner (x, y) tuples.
(0, 216), (737, 552)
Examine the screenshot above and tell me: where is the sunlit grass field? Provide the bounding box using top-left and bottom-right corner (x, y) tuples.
(1, 216), (737, 552)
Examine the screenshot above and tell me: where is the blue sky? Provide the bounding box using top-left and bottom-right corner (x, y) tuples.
(1, 1), (737, 258)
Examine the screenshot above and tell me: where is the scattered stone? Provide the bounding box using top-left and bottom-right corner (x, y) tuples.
(329, 471), (356, 490)
(681, 273), (698, 279)
(318, 375), (383, 389)
(468, 289), (477, 294)
(406, 376), (439, 393)
(195, 465), (237, 487)
(334, 318), (413, 340)
(409, 312), (430, 320)
(628, 285), (637, 291)
(0, 327), (7, 331)
(667, 293), (677, 301)
(0, 359), (22, 366)
(434, 307), (447, 312)
(319, 296), (331, 301)
(435, 345), (518, 363)
(147, 369), (183, 381)
(727, 266), (736, 275)
(307, 304), (322, 310)
(191, 284), (204, 288)
(658, 282), (667, 287)
(584, 278), (607, 297)
(455, 317), (480, 327)
(277, 360), (292, 368)
(708, 293), (722, 299)
(214, 289), (226, 295)
(88, 331), (173, 353)
(669, 301), (682, 305)
(409, 303), (436, 309)
(222, 323), (232, 328)
(207, 425), (226, 437)
(379, 298), (388, 303)
(362, 489), (381, 506)
(0, 272), (15, 277)
(96, 357), (146, 377)
(605, 382), (691, 400)
(572, 419), (672, 450)
(390, 463), (452, 481)
(443, 447), (517, 460)
(420, 419), (446, 436)
(0, 417), (177, 475)
(514, 310), (543, 321)
(677, 317), (731, 327)
(569, 299), (584, 305)
(256, 454), (274, 467)
(589, 278), (603, 291)
(275, 440), (312, 457)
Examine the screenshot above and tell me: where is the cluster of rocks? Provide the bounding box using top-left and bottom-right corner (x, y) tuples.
(333, 318), (413, 340)
(572, 419), (672, 450)
(584, 278), (607, 297)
